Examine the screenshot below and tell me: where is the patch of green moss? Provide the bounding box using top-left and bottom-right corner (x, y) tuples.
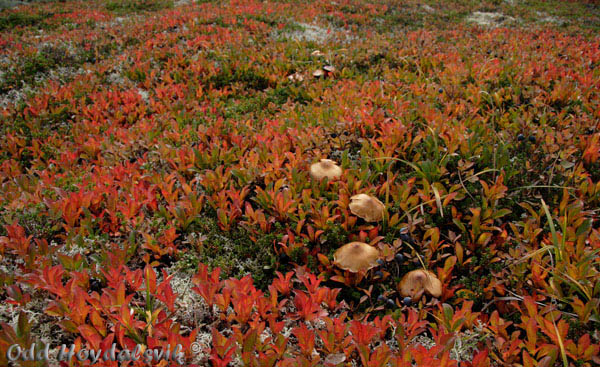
(0, 43), (80, 94)
(208, 66), (274, 91)
(174, 251), (200, 272)
(322, 223), (348, 254)
(187, 216), (279, 290)
(0, 11), (53, 31)
(454, 247), (504, 309)
(288, 246), (305, 265)
(221, 83), (311, 120)
(106, 0), (173, 13)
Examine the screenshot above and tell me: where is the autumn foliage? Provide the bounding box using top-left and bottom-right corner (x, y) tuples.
(1, 0), (599, 366)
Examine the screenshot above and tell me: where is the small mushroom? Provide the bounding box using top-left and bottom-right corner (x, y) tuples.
(349, 194), (385, 222)
(398, 269), (442, 300)
(323, 65), (336, 73)
(311, 50), (324, 57)
(309, 159), (342, 181)
(333, 242), (380, 273)
(313, 69), (325, 78)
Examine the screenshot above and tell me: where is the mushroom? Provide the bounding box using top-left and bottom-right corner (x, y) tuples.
(349, 194), (385, 222)
(398, 269), (442, 300)
(323, 65), (336, 73)
(309, 159), (342, 181)
(313, 69), (325, 78)
(333, 242), (380, 273)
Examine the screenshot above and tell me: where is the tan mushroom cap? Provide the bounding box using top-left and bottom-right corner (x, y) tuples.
(333, 242), (380, 273)
(323, 65), (336, 73)
(349, 194), (385, 222)
(313, 69), (325, 78)
(398, 269), (442, 299)
(309, 159), (342, 181)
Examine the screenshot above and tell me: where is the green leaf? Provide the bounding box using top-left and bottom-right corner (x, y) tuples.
(541, 199), (561, 261)
(442, 303), (453, 322)
(575, 218), (592, 237)
(452, 218), (466, 234)
(492, 208), (512, 219)
(451, 317), (466, 332)
(16, 311), (31, 340)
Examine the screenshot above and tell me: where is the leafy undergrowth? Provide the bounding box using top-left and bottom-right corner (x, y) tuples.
(0, 0), (599, 366)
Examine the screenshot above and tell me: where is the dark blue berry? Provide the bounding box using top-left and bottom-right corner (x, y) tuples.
(374, 271), (384, 278)
(402, 297), (412, 306)
(395, 253), (404, 263)
(377, 295), (387, 303)
(279, 253), (290, 262)
(330, 133), (338, 138)
(517, 134), (525, 142)
(399, 233), (414, 245)
(386, 299), (396, 308)
(528, 135), (536, 143)
(377, 259), (385, 266)
(438, 88), (443, 94)
(89, 278), (102, 293)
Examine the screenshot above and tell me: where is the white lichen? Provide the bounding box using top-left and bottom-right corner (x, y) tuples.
(465, 12), (516, 28)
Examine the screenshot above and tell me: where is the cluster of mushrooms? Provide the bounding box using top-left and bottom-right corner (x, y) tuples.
(309, 159), (442, 304)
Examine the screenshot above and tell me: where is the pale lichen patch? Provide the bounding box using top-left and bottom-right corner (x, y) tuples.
(465, 11), (516, 28)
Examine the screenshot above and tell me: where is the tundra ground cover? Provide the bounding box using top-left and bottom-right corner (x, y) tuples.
(0, 0), (599, 365)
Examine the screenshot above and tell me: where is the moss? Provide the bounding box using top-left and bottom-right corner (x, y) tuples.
(0, 11), (53, 31)
(288, 246), (305, 265)
(0, 53), (54, 94)
(322, 223), (348, 254)
(377, 4), (425, 30)
(338, 286), (362, 306)
(187, 216), (279, 290)
(106, 0), (173, 13)
(208, 66), (274, 91)
(221, 83), (311, 120)
(453, 247), (505, 309)
(267, 84), (312, 105)
(174, 251), (200, 272)
(0, 44), (84, 94)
